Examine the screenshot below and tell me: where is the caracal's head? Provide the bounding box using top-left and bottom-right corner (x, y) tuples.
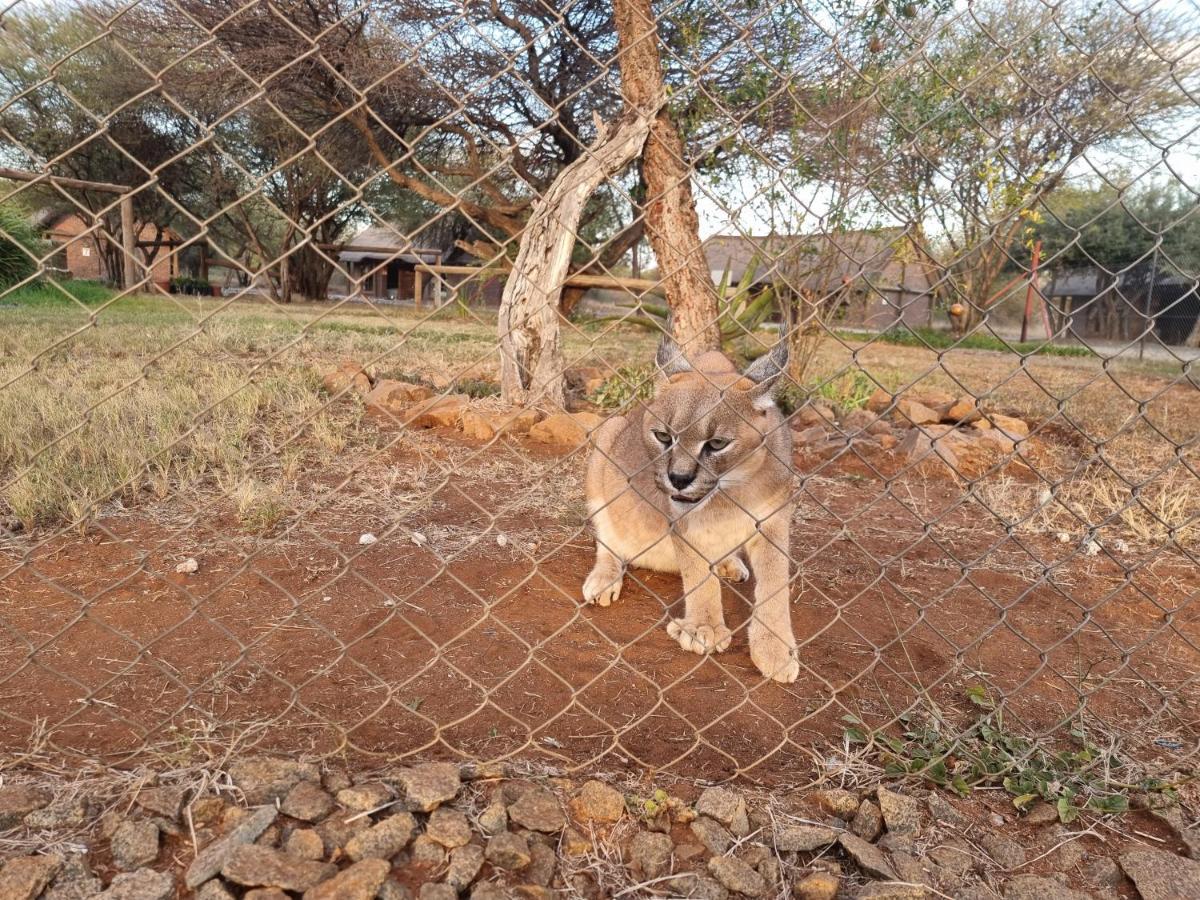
(643, 337), (789, 510)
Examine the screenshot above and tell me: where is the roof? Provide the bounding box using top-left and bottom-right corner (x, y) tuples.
(702, 228), (929, 293)
(338, 225), (440, 263)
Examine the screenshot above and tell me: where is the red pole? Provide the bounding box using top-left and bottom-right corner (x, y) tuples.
(1021, 240), (1042, 343)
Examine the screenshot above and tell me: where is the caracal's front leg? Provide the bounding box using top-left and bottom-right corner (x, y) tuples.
(746, 505), (799, 682)
(583, 542), (624, 607)
(666, 534), (732, 654)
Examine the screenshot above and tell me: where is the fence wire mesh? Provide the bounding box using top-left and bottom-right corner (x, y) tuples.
(0, 0), (1199, 813)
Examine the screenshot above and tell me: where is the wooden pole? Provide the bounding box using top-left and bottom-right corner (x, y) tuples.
(414, 268), (422, 309)
(120, 194), (138, 291)
(0, 166), (128, 194)
(1020, 240), (1041, 343)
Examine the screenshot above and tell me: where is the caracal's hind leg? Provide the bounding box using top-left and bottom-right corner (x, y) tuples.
(583, 543), (624, 607)
(715, 553), (749, 582)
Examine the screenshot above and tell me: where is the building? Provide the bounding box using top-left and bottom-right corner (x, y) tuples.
(40, 210), (179, 286)
(329, 225), (443, 302)
(1043, 266), (1200, 344)
(701, 228), (934, 330)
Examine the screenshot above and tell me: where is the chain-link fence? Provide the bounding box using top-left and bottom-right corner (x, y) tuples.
(1, 0), (1198, 812)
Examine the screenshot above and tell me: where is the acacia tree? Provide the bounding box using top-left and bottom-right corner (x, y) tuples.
(867, 0), (1194, 330)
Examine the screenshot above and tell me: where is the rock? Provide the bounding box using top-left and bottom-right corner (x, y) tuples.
(627, 831), (674, 879)
(245, 891), (289, 900)
(513, 886), (554, 900)
(378, 879), (413, 900)
(405, 394), (469, 429)
(814, 789), (860, 818)
(856, 884), (929, 899)
(877, 832), (915, 855)
(41, 854), (102, 900)
(976, 428), (1016, 455)
(111, 819), (160, 870)
(486, 831), (531, 870)
(526, 842), (556, 886)
(411, 834), (447, 867)
(1084, 856), (1121, 887)
(669, 873), (730, 900)
(796, 403), (837, 426)
(708, 855), (767, 897)
(1002, 874), (1093, 900)
(774, 823), (838, 852)
(285, 828), (325, 861)
(570, 780), (625, 824)
(446, 844), (485, 890)
(1121, 847), (1200, 899)
(840, 408), (878, 434)
(928, 839), (974, 876)
(876, 788), (921, 835)
(866, 389), (893, 413)
(696, 787), (749, 834)
(988, 414), (1029, 438)
(314, 811), (369, 856)
(561, 826), (591, 856)
(396, 763), (461, 812)
(0, 784), (51, 829)
(895, 398), (940, 426)
(344, 812), (417, 861)
(471, 884), (512, 900)
(134, 786), (186, 821)
(942, 396), (981, 425)
(0, 854), (62, 900)
(1147, 802), (1200, 858)
(221, 845), (336, 892)
(93, 868), (174, 900)
(426, 807), (472, 848)
(980, 830), (1026, 869)
(185, 805), (279, 888)
(898, 425), (959, 471)
(195, 881), (237, 900)
(23, 796), (87, 830)
(528, 412), (603, 448)
(479, 800), (508, 835)
(794, 869), (839, 900)
(302, 858), (390, 900)
(336, 782), (394, 813)
(926, 793), (965, 827)
(851, 800), (884, 841)
(566, 366), (607, 395)
(281, 782), (335, 822)
(364, 379), (432, 414)
(460, 410), (497, 441)
(229, 757), (321, 806)
(793, 425), (829, 446)
(691, 815), (733, 855)
(887, 851), (929, 886)
(508, 785), (565, 833)
(838, 832), (897, 880)
(419, 885), (458, 900)
(321, 360), (372, 396)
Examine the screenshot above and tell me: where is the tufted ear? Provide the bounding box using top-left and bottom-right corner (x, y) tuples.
(655, 335), (693, 379)
(742, 340), (788, 399)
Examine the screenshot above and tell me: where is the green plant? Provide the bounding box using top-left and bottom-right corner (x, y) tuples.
(0, 202), (45, 288)
(843, 688), (1174, 822)
(455, 377), (500, 399)
(599, 254), (778, 350)
(590, 364), (655, 410)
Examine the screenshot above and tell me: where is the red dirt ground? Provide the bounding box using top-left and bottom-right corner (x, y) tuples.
(1, 425), (1198, 785)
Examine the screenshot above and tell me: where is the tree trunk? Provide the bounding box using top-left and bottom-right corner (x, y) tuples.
(499, 110), (658, 407)
(612, 0), (720, 354)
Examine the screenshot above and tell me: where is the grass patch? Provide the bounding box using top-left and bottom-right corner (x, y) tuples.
(1, 278), (118, 308)
(839, 326), (1094, 358)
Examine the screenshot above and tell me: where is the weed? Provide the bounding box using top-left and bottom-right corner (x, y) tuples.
(591, 364), (655, 410)
(844, 688), (1172, 821)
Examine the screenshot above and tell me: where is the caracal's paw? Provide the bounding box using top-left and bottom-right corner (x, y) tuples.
(750, 636), (800, 683)
(667, 618), (733, 655)
(715, 556), (749, 582)
(583, 568), (623, 607)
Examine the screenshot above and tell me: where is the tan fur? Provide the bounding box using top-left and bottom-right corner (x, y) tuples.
(583, 347), (799, 682)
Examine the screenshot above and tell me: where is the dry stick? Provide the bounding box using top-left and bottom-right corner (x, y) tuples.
(498, 106), (659, 408)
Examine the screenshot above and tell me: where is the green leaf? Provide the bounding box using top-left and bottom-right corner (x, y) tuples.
(1012, 793), (1038, 810)
(1057, 797), (1079, 824)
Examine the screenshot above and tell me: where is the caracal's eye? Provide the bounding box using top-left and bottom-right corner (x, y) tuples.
(705, 437), (731, 453)
(652, 429), (672, 445)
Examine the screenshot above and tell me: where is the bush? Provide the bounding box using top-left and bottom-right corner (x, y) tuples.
(0, 202), (45, 288)
(169, 275), (214, 295)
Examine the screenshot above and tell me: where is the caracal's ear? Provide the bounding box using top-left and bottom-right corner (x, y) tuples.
(741, 341), (788, 409)
(655, 334), (693, 381)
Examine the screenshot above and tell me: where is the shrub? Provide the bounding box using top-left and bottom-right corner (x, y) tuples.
(0, 202), (45, 288)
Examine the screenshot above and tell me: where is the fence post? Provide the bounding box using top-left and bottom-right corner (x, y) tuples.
(120, 194), (138, 292)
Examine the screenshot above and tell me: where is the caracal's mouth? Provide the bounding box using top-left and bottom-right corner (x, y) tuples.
(670, 493), (701, 504)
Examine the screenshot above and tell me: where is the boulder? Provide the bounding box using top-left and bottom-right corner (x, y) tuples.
(336, 782), (394, 813)
(866, 389), (894, 414)
(528, 412), (603, 448)
(486, 832), (531, 870)
(0, 784), (51, 829)
(229, 758), (320, 806)
(0, 854), (62, 900)
(626, 831), (674, 879)
(1002, 874), (1093, 900)
(876, 788), (921, 835)
(446, 844), (485, 890)
(569, 780), (625, 824)
(1120, 847), (1200, 900)
(988, 413), (1030, 439)
(405, 394), (469, 429)
(793, 870), (839, 900)
(895, 398), (941, 427)
(941, 396), (981, 425)
(395, 762), (461, 812)
(838, 832), (896, 880)
(364, 380), (433, 415)
(774, 823), (837, 852)
(280, 782), (334, 822)
(321, 360), (372, 396)
(284, 829), (325, 861)
(508, 785), (566, 833)
(707, 855), (766, 897)
(111, 819), (160, 870)
(426, 807), (472, 848)
(302, 859), (390, 900)
(220, 845), (336, 892)
(133, 786), (185, 822)
(460, 410), (497, 441)
(185, 805), (279, 888)
(814, 789), (859, 818)
(344, 812), (417, 861)
(93, 868), (174, 900)
(851, 799), (884, 841)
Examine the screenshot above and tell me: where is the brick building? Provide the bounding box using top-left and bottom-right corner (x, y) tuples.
(41, 211), (179, 286)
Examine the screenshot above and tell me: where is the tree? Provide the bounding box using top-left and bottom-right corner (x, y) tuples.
(866, 0), (1194, 331)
